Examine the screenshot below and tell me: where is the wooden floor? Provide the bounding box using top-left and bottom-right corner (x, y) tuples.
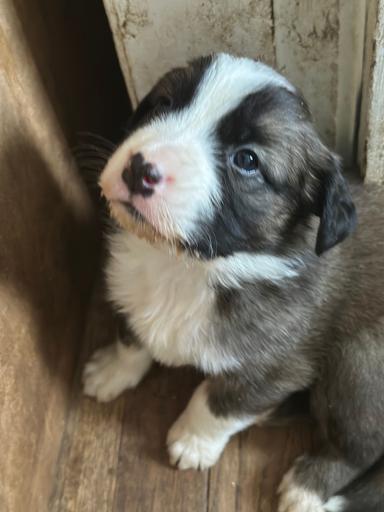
(49, 292), (314, 512)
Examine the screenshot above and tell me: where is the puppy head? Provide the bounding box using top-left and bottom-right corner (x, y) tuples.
(100, 53), (356, 257)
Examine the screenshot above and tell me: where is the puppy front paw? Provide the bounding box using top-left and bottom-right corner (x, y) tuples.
(167, 414), (226, 470)
(83, 342), (152, 402)
(278, 465), (325, 512)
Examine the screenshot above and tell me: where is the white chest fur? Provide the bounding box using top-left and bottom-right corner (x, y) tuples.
(106, 231), (239, 374)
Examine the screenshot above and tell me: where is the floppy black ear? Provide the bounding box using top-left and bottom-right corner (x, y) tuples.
(314, 163), (357, 255)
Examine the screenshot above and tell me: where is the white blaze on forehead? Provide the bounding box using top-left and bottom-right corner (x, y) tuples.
(182, 52), (294, 132)
(101, 54), (294, 240)
(128, 53), (294, 145)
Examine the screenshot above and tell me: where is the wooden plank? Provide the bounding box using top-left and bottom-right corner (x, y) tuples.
(358, 0), (379, 178)
(335, 0), (366, 167)
(358, 0), (384, 182)
(114, 366), (208, 512)
(103, 0), (275, 106)
(0, 0), (125, 509)
(208, 423), (313, 512)
(50, 395), (126, 512)
(49, 292), (126, 512)
(0, 8), (94, 512)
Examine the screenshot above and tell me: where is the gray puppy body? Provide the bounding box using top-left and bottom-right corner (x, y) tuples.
(83, 54), (384, 512)
(209, 185), (384, 505)
(211, 184), (384, 416)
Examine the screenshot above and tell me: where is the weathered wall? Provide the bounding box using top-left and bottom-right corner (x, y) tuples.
(103, 0), (366, 166)
(274, 0), (366, 166)
(0, 1), (128, 511)
(104, 0), (275, 105)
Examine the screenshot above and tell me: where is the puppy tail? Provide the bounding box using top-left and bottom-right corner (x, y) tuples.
(325, 457), (384, 512)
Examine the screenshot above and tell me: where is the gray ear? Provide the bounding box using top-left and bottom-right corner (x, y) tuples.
(314, 162), (357, 255)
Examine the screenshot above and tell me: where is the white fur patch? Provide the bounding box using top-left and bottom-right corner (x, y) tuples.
(167, 381), (256, 470)
(83, 341), (152, 402)
(210, 251), (300, 287)
(100, 53), (294, 241)
(106, 231), (235, 373)
(107, 231), (298, 374)
(278, 466), (325, 512)
(324, 496), (348, 512)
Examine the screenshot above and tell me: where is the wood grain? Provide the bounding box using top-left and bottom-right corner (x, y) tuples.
(49, 293), (126, 512)
(114, 366), (208, 512)
(208, 424), (313, 512)
(360, 0), (384, 183)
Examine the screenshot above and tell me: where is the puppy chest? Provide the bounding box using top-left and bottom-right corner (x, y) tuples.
(107, 240), (219, 368)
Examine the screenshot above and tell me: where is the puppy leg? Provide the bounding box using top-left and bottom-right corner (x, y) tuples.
(167, 380), (278, 469)
(83, 341), (152, 402)
(83, 314), (152, 402)
(167, 380), (271, 470)
(168, 366), (310, 471)
(278, 452), (357, 512)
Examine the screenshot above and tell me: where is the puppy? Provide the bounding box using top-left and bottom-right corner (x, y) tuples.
(83, 53), (384, 512)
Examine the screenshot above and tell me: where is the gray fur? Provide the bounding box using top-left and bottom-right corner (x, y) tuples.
(205, 184), (384, 505)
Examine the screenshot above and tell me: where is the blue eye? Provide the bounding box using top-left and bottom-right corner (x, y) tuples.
(233, 149), (259, 174)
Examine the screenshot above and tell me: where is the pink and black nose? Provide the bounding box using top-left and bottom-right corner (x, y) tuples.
(122, 152), (162, 197)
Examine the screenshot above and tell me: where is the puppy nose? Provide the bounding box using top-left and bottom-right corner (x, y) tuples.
(122, 152), (162, 197)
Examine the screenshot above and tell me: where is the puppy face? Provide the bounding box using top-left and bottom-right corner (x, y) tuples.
(101, 53), (356, 257)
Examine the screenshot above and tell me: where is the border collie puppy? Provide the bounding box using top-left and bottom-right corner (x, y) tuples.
(83, 53), (384, 512)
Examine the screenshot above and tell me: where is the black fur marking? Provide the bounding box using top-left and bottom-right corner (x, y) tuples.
(116, 312), (142, 347)
(184, 87), (321, 258)
(315, 169), (357, 255)
(126, 55), (213, 133)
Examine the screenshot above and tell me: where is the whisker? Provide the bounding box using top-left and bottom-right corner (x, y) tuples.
(77, 131), (116, 150)
(76, 156), (107, 166)
(73, 147), (110, 156)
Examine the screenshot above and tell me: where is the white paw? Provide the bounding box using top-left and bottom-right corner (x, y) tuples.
(167, 413), (226, 470)
(278, 467), (325, 512)
(324, 497), (347, 512)
(83, 342), (152, 402)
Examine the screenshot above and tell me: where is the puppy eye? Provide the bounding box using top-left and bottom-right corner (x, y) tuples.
(232, 149), (259, 175)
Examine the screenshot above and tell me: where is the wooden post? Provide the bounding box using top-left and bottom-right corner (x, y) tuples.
(359, 0), (384, 182)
